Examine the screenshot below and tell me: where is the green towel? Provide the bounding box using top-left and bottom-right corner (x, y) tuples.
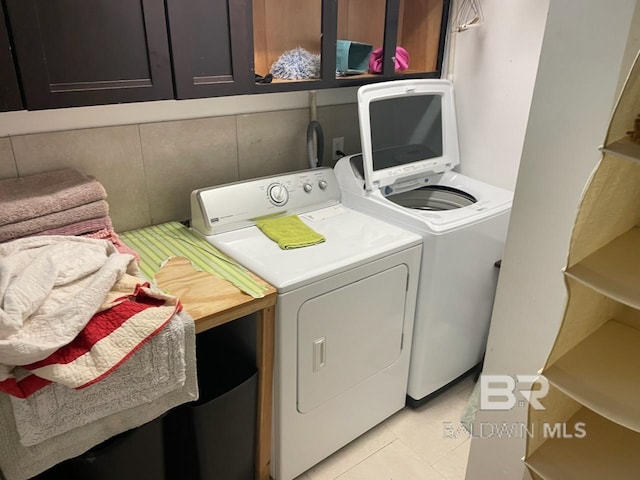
(120, 221), (268, 298)
(255, 214), (325, 250)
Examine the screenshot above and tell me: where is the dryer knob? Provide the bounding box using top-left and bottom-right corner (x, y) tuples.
(268, 182), (289, 206)
(318, 180), (328, 190)
(303, 182), (313, 193)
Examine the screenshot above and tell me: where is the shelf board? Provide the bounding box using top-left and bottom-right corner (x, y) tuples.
(601, 136), (640, 163)
(263, 77), (319, 84)
(336, 73), (378, 80)
(544, 320), (640, 432)
(525, 407), (640, 479)
(565, 227), (640, 309)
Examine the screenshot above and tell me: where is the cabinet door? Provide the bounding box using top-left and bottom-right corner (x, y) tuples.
(5, 0), (174, 110)
(167, 0), (253, 98)
(0, 6), (22, 111)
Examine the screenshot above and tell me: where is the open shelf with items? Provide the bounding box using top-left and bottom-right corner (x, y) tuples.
(336, 0), (446, 78)
(524, 51), (640, 478)
(336, 0), (385, 78)
(250, 0), (450, 91)
(252, 0), (323, 82)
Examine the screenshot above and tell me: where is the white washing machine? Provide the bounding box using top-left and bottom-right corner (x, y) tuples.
(334, 79), (513, 407)
(190, 168), (422, 480)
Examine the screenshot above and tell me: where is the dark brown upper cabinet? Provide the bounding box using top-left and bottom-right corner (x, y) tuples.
(5, 0), (174, 110)
(1, 0), (450, 109)
(0, 5), (22, 111)
(167, 0), (254, 99)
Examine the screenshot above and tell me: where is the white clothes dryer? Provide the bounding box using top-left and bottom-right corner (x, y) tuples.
(190, 168), (422, 480)
(334, 79), (513, 407)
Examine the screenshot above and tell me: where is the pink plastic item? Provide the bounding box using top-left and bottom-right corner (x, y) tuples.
(368, 46), (410, 73)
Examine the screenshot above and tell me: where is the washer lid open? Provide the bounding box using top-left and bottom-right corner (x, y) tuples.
(357, 79), (460, 192)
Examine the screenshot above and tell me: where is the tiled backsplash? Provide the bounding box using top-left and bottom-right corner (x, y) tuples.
(0, 104), (360, 232)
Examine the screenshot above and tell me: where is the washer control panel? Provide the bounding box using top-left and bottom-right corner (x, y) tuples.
(191, 167), (341, 235)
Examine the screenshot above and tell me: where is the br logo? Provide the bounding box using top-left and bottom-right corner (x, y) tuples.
(479, 375), (549, 410)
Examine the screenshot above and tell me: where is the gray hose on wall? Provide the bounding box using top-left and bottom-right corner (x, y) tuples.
(306, 120), (324, 169)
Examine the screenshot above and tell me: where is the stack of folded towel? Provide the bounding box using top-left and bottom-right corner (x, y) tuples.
(0, 169), (132, 255)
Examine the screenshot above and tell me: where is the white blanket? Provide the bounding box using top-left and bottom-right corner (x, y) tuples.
(11, 289), (186, 446)
(0, 236), (135, 366)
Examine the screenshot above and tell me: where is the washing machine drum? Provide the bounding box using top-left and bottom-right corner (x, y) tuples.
(387, 185), (477, 211)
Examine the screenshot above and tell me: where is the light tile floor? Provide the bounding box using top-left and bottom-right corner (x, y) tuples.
(295, 375), (476, 480)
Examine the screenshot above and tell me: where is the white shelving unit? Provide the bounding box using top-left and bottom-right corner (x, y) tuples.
(544, 320), (640, 432)
(601, 136), (640, 163)
(524, 51), (640, 480)
(565, 227), (640, 309)
(526, 407), (640, 480)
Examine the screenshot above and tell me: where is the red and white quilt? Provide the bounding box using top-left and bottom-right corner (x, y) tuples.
(0, 236), (180, 398)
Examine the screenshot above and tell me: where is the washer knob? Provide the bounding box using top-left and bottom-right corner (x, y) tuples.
(318, 180), (328, 190)
(303, 182), (313, 193)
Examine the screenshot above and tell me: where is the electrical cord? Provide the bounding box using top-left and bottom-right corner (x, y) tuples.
(306, 120), (324, 168)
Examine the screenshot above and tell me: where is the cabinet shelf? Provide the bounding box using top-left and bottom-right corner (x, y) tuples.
(565, 227), (640, 309)
(601, 136), (640, 163)
(525, 407), (640, 480)
(337, 73), (379, 80)
(544, 320), (640, 432)
(264, 78), (320, 84)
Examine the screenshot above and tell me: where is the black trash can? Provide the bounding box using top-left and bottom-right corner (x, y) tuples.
(165, 326), (258, 480)
(35, 415), (166, 480)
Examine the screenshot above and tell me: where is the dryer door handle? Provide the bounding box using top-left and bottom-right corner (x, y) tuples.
(313, 337), (326, 372)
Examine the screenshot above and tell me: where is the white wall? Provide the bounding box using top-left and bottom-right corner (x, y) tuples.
(465, 1), (637, 479)
(450, 0), (550, 191)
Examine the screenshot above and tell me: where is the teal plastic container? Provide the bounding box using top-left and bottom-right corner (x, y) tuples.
(336, 40), (372, 75)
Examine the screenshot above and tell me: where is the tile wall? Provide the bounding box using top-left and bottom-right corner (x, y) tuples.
(0, 103), (360, 232)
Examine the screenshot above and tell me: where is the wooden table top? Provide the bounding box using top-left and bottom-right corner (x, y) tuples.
(154, 256), (277, 333)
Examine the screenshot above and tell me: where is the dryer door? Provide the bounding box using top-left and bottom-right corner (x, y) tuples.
(297, 264), (408, 414)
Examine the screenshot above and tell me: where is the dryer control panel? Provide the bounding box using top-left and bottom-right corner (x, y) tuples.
(191, 168), (341, 235)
